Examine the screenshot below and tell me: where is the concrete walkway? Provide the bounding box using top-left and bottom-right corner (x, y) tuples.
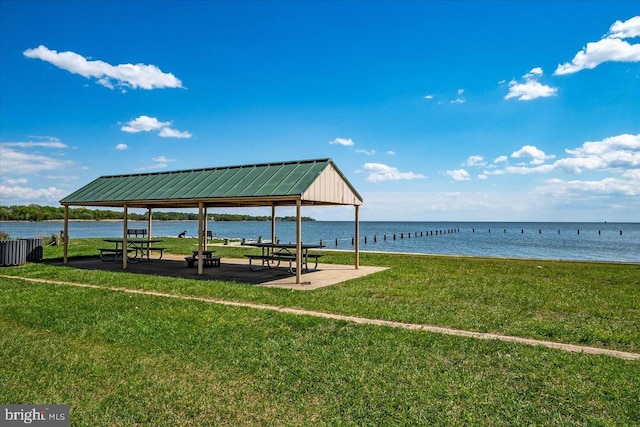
(2, 274), (638, 361)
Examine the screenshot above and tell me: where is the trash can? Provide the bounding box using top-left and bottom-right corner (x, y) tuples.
(0, 240), (28, 266)
(20, 237), (44, 262)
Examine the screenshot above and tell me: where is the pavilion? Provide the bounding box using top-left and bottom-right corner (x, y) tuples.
(59, 158), (363, 284)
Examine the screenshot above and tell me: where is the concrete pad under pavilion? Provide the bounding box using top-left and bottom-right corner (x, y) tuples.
(53, 254), (388, 290)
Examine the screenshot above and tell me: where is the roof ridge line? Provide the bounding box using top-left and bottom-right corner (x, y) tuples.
(98, 158), (333, 179)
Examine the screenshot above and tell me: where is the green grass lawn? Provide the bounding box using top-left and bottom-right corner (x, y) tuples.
(1, 238), (639, 425)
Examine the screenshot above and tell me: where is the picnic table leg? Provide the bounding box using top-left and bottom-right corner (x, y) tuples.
(127, 243), (140, 263)
(248, 257), (265, 271)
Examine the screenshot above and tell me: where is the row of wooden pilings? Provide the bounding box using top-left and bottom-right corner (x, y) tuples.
(473, 228), (624, 235)
(313, 226), (625, 248)
(319, 229), (461, 247)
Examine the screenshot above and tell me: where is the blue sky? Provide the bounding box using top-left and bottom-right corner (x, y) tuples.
(1, 1), (639, 221)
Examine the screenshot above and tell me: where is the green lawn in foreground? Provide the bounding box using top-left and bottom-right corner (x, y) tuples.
(1, 239), (639, 425)
(1, 276), (638, 426)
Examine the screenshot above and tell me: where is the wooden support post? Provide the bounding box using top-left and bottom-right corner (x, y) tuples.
(203, 207), (208, 246)
(271, 205), (276, 256)
(63, 205), (69, 264)
(123, 204), (128, 270)
(354, 205), (360, 270)
(147, 208), (153, 241)
(198, 202), (204, 275)
(295, 199), (302, 284)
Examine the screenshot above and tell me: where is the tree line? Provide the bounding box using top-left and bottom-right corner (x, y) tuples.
(0, 205), (315, 222)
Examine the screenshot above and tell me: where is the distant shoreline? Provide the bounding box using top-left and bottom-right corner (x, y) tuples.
(0, 220), (207, 224)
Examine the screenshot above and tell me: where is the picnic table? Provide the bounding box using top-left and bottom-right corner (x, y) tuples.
(185, 250), (220, 268)
(99, 238), (165, 262)
(244, 242), (324, 274)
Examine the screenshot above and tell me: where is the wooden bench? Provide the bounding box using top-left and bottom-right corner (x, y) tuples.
(98, 247), (134, 261)
(244, 253), (323, 272)
(244, 254), (295, 271)
(127, 228), (147, 237)
(125, 246), (166, 262)
(146, 247), (166, 260)
(185, 256), (220, 268)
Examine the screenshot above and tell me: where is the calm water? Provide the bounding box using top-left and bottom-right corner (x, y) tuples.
(1, 220), (639, 263)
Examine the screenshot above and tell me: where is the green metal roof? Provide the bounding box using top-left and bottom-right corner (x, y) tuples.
(60, 158), (362, 208)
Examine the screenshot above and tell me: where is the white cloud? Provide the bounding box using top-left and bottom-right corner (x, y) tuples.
(555, 38), (640, 75)
(444, 169), (471, 181)
(494, 155), (508, 163)
(536, 175), (639, 197)
(511, 145), (556, 165)
(424, 95), (434, 100)
(121, 115), (170, 133)
(505, 68), (557, 101)
(566, 133), (640, 157)
(555, 16), (640, 75)
(121, 115), (191, 139)
(451, 90), (466, 104)
(555, 133), (640, 173)
(0, 145), (75, 174)
(363, 163), (426, 182)
(355, 148), (376, 155)
(387, 150), (395, 155)
(609, 15), (640, 38)
(525, 67), (543, 78)
(45, 174), (78, 182)
(0, 184), (66, 201)
(134, 155), (178, 171)
(23, 45), (183, 90)
(621, 168), (640, 182)
(360, 186), (637, 221)
(329, 137), (354, 146)
(465, 155), (486, 167)
(359, 190), (539, 221)
(3, 141), (68, 149)
(152, 156), (175, 163)
(116, 144), (128, 150)
(503, 164), (555, 175)
(486, 135), (639, 177)
(27, 135), (61, 142)
(159, 128), (192, 139)
(3, 178), (28, 185)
